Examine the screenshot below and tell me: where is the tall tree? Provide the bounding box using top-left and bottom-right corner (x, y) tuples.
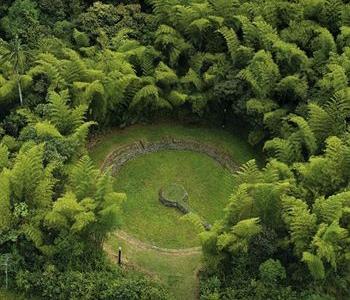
(0, 36), (29, 106)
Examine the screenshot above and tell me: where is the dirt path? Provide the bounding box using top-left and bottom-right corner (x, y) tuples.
(113, 230), (202, 256)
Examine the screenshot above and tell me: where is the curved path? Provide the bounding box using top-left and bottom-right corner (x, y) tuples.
(113, 230), (202, 256)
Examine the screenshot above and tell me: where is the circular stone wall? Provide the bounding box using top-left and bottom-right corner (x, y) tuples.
(102, 137), (238, 175)
(103, 137), (237, 248)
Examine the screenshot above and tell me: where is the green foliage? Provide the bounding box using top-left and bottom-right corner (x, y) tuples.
(302, 252), (325, 280)
(238, 50), (280, 99)
(181, 212), (206, 233)
(1, 0), (350, 298)
(0, 170), (11, 231)
(217, 26), (240, 62)
(154, 24), (191, 67)
(264, 115), (317, 164)
(217, 218), (262, 254)
(73, 29), (90, 48)
(1, 0), (41, 44)
(282, 196), (317, 255)
(16, 266), (168, 300)
(10, 143), (45, 203)
(272, 40), (308, 75)
(202, 151), (350, 298)
(259, 259), (286, 284)
(47, 90), (88, 135)
(0, 143), (9, 170)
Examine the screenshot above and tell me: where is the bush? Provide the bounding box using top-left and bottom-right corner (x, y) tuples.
(259, 259), (286, 284)
(16, 265), (168, 300)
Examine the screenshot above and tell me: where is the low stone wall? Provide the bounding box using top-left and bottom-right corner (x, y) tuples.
(102, 137), (238, 176)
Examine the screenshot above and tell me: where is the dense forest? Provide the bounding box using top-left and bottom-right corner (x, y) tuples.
(0, 0), (350, 299)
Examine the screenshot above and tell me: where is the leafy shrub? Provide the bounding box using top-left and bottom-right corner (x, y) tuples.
(16, 266), (168, 300)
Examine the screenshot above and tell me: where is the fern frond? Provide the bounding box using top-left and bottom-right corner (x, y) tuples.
(264, 138), (297, 164)
(95, 172), (114, 203)
(233, 160), (261, 185)
(312, 221), (348, 268)
(168, 90), (188, 106)
(313, 195), (343, 224)
(0, 170), (11, 230)
(209, 0), (238, 19)
(70, 156), (98, 200)
(10, 144), (45, 202)
(220, 218), (261, 253)
(33, 163), (57, 209)
(68, 121), (96, 148)
(289, 116), (317, 156)
(246, 98), (278, 115)
(130, 84), (159, 108)
(302, 252), (325, 280)
(34, 121), (62, 138)
(71, 211), (96, 233)
(223, 185), (254, 226)
(0, 78), (16, 103)
(282, 196), (317, 254)
(189, 18), (211, 33)
(181, 68), (203, 90)
(308, 103), (333, 142)
(217, 26), (240, 61)
(0, 143), (9, 170)
(22, 224), (43, 248)
(181, 212), (206, 233)
(155, 62), (178, 86)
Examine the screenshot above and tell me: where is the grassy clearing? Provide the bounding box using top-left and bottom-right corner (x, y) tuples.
(90, 123), (259, 298)
(90, 124), (259, 248)
(114, 150), (233, 248)
(107, 235), (201, 300)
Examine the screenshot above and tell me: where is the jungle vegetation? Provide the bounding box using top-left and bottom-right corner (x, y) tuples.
(0, 0), (350, 299)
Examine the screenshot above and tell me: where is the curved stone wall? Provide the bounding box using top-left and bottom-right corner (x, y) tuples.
(102, 137), (235, 231)
(102, 137), (238, 176)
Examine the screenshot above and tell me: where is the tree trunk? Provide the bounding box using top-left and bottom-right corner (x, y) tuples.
(17, 77), (23, 106)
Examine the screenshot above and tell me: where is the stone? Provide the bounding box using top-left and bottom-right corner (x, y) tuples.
(159, 184), (189, 214)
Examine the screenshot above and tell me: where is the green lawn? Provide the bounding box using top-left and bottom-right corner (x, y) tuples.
(114, 150), (233, 248)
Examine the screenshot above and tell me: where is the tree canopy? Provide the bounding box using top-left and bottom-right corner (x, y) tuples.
(1, 0), (350, 299)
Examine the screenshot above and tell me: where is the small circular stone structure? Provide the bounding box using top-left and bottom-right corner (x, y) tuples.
(159, 184), (189, 214)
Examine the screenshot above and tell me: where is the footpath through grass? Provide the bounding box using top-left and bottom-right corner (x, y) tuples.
(107, 235), (201, 300)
